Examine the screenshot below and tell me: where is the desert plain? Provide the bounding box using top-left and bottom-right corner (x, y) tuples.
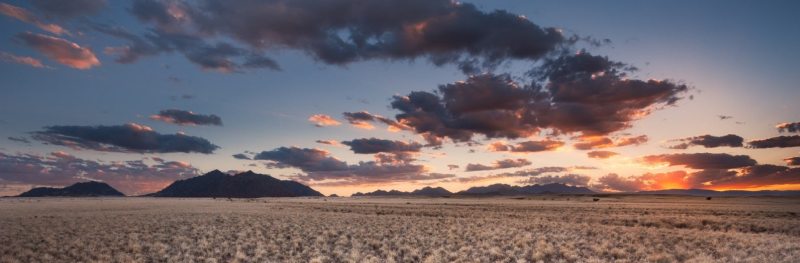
(1, 195), (798, 263)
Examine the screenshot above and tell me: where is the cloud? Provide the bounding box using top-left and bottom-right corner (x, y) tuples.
(0, 51), (45, 68)
(519, 174), (591, 186)
(718, 115), (733, 120)
(785, 157), (800, 166)
(442, 166), (568, 183)
(150, 109), (222, 126)
(777, 122), (800, 133)
(465, 158), (531, 172)
(587, 150), (618, 159)
(125, 0), (566, 73)
(315, 140), (341, 146)
(390, 54), (688, 144)
(749, 135), (800, 148)
(573, 135), (647, 150)
(0, 151), (198, 195)
(641, 153), (757, 169)
(253, 146), (452, 185)
(308, 114), (341, 127)
(667, 134), (744, 149)
(488, 140), (564, 153)
(0, 3), (66, 35)
(232, 153), (251, 160)
(7, 136), (31, 144)
(16, 32), (100, 69)
(594, 164), (800, 192)
(31, 123), (219, 154)
(447, 164), (459, 170)
(342, 111), (410, 131)
(341, 138), (422, 154)
(30, 0), (107, 19)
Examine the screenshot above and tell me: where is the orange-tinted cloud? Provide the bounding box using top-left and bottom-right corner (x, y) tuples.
(308, 114), (341, 127)
(587, 150), (618, 159)
(488, 140), (564, 153)
(0, 51), (44, 68)
(16, 32), (100, 69)
(0, 3), (66, 35)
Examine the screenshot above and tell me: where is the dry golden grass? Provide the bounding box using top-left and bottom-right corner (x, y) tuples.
(0, 196), (798, 262)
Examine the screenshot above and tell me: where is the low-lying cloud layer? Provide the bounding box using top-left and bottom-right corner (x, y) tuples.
(32, 123), (219, 154)
(150, 109), (223, 126)
(465, 158), (531, 172)
(341, 138), (422, 154)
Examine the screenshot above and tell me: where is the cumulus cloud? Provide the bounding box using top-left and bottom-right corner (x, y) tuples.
(341, 138), (422, 154)
(465, 158), (531, 172)
(519, 174), (591, 186)
(488, 140), (564, 153)
(253, 146), (452, 185)
(308, 114), (341, 127)
(667, 134), (744, 149)
(0, 51), (45, 68)
(390, 53), (688, 144)
(121, 0), (566, 73)
(16, 32), (100, 69)
(641, 153), (757, 170)
(0, 3), (65, 35)
(31, 123), (219, 154)
(587, 150), (618, 159)
(748, 135), (800, 148)
(0, 151), (198, 195)
(30, 0), (107, 19)
(342, 111), (410, 131)
(777, 122), (800, 133)
(150, 109), (222, 126)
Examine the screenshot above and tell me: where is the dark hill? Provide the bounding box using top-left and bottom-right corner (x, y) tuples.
(353, 186), (452, 197)
(458, 183), (594, 195)
(19, 181), (124, 197)
(151, 170), (323, 198)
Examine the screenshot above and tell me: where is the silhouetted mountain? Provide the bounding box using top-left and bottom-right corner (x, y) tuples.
(18, 181), (124, 197)
(635, 189), (800, 197)
(353, 186), (452, 197)
(150, 170), (323, 198)
(458, 183), (594, 195)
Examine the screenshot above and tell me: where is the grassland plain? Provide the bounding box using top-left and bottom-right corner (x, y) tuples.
(0, 196), (798, 262)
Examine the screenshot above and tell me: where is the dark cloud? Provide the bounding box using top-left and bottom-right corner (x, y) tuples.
(447, 164), (459, 170)
(785, 157), (800, 166)
(391, 53), (688, 144)
(253, 146), (451, 185)
(718, 115), (733, 120)
(232, 153), (251, 160)
(150, 109), (222, 126)
(0, 151), (198, 195)
(488, 140), (564, 152)
(315, 140), (341, 146)
(777, 122), (800, 133)
(520, 174), (591, 186)
(16, 32), (100, 69)
(92, 23), (278, 72)
(587, 150), (618, 159)
(7, 137), (30, 144)
(748, 135), (800, 148)
(124, 0), (566, 73)
(341, 138), (422, 154)
(31, 123), (219, 154)
(642, 153), (756, 169)
(668, 134), (744, 149)
(342, 111), (410, 131)
(30, 0), (107, 19)
(465, 158), (531, 172)
(595, 164), (800, 192)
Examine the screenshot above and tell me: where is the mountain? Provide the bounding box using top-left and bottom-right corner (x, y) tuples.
(457, 183), (595, 195)
(352, 186), (452, 197)
(635, 189), (800, 197)
(18, 181), (125, 197)
(150, 170), (323, 198)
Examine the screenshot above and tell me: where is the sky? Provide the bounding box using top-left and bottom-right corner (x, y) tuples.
(1, 0), (799, 196)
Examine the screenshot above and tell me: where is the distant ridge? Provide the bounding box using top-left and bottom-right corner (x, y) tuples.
(150, 170), (323, 198)
(457, 183), (595, 195)
(635, 189), (800, 197)
(19, 181), (124, 197)
(353, 186), (452, 197)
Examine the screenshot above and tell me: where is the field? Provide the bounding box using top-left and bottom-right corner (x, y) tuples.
(0, 196), (798, 262)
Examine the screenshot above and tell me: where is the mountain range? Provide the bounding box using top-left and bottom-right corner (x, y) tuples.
(352, 186), (452, 197)
(148, 170), (323, 198)
(18, 181), (125, 197)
